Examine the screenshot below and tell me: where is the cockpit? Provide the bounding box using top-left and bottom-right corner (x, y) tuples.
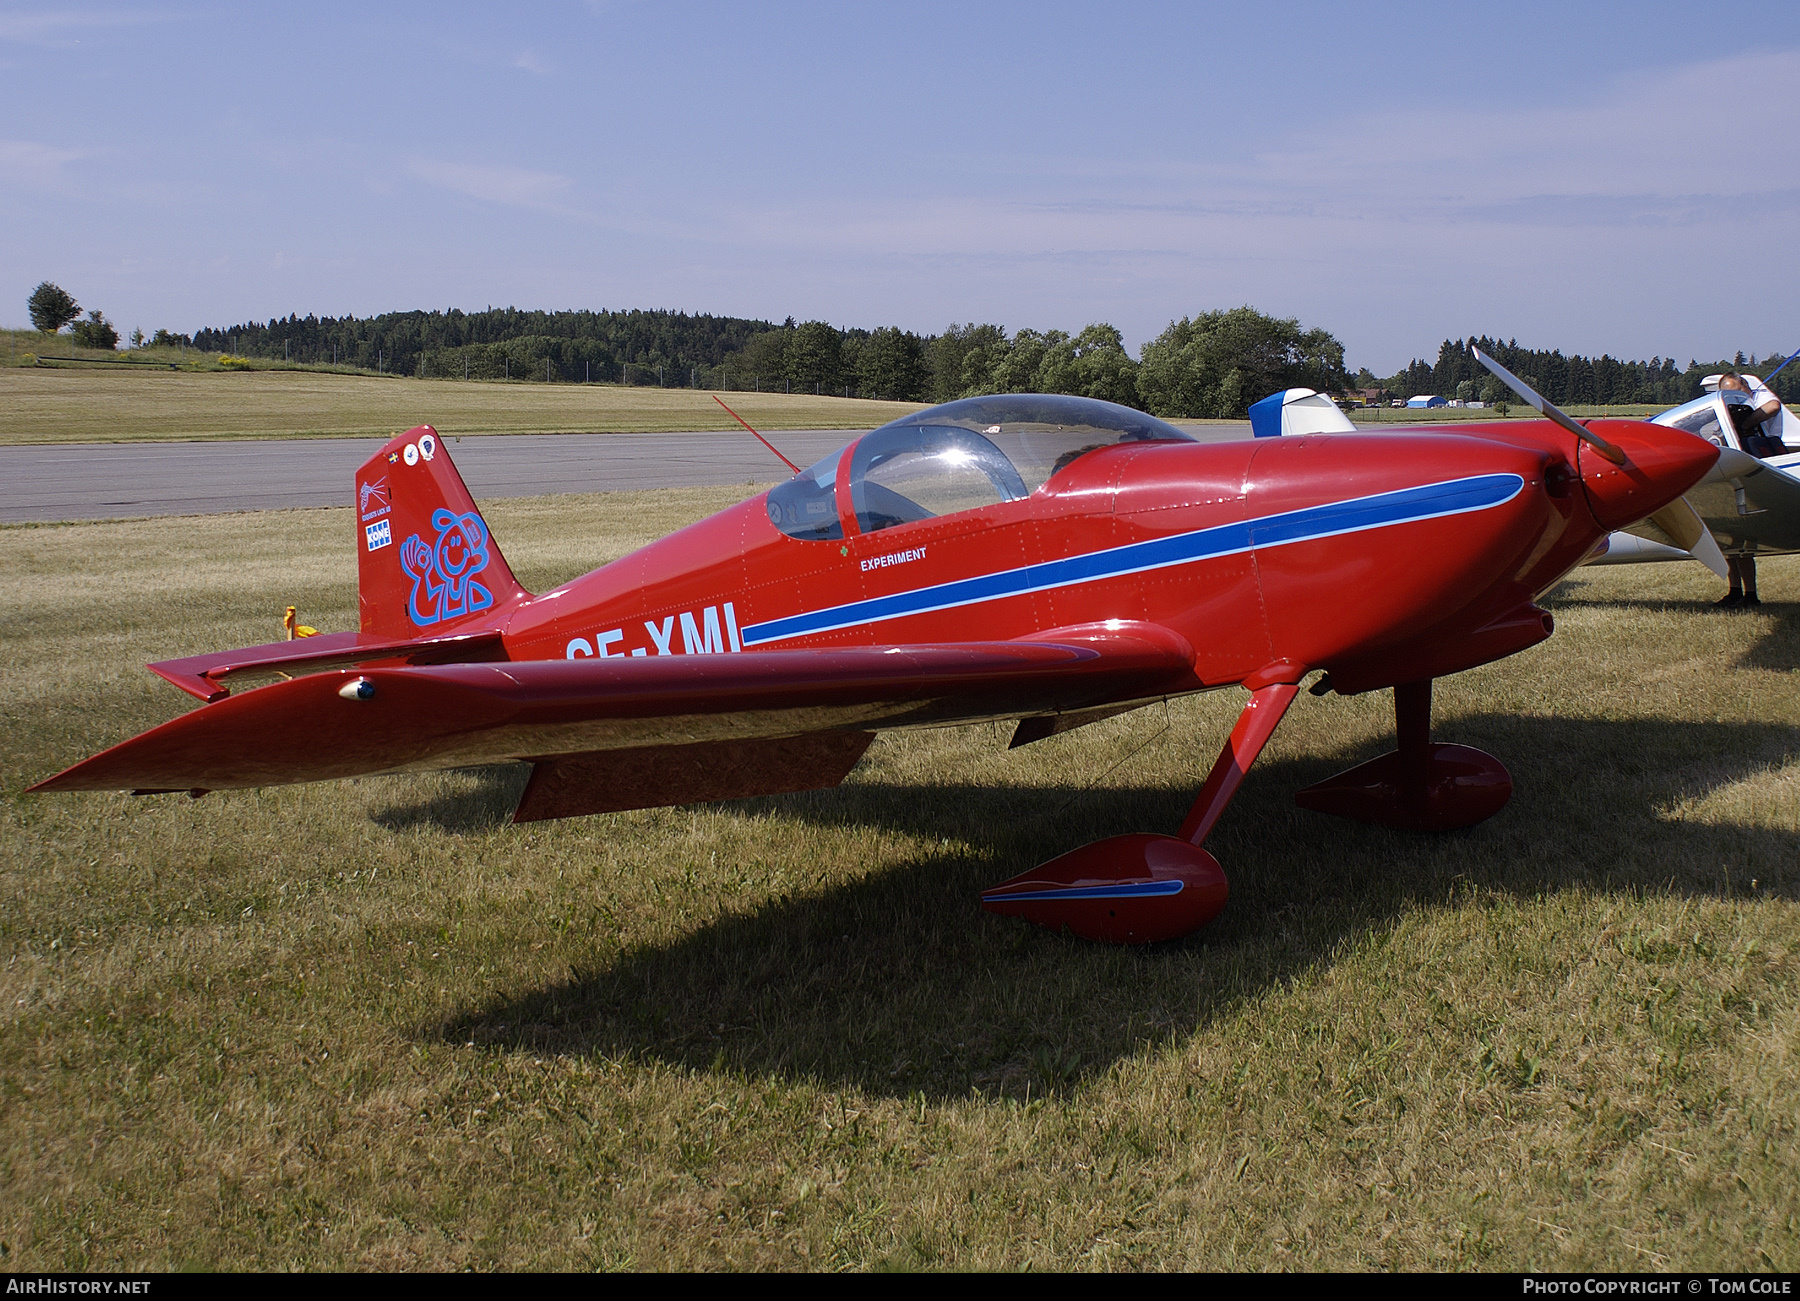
(1654, 383), (1794, 461)
(765, 394), (1195, 541)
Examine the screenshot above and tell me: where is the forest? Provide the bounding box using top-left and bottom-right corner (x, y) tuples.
(167, 304), (1349, 419)
(107, 296), (1800, 416)
(1372, 337), (1800, 407)
(186, 307), (767, 388)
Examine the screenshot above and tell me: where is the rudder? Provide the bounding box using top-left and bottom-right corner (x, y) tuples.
(354, 426), (528, 638)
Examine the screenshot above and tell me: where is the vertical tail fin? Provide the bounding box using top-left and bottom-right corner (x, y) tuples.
(354, 427), (529, 638)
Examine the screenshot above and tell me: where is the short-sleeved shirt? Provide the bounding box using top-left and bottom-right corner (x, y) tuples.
(1728, 397), (1789, 458)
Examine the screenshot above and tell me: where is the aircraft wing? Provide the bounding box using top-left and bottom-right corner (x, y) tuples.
(30, 626), (1198, 821)
(1733, 455), (1800, 526)
(1652, 449), (1800, 553)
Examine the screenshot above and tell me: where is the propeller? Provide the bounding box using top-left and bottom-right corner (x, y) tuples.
(1643, 497), (1730, 580)
(1472, 346), (1728, 580)
(1472, 346), (1627, 465)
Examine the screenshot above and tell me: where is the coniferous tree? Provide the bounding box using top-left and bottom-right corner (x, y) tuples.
(27, 282), (81, 334)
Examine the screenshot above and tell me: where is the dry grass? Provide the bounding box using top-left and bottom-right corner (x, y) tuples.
(2, 495), (1798, 1270)
(1352, 404), (1668, 424)
(6, 332), (215, 360)
(0, 361), (924, 446)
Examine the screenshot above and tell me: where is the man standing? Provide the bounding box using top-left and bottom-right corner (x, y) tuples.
(1715, 372), (1787, 608)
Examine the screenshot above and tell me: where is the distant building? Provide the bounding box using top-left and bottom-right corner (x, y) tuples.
(1406, 394), (1448, 408)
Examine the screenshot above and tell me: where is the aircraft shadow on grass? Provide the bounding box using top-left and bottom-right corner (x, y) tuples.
(371, 767), (531, 835)
(1735, 601), (1800, 672)
(419, 713), (1800, 1101)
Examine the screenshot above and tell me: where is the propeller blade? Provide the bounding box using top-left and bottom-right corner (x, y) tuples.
(1689, 525), (1731, 581)
(1646, 498), (1730, 580)
(1472, 346), (1628, 466)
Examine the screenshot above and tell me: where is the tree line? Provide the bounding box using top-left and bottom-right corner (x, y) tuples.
(1371, 337), (1800, 406)
(30, 278), (1798, 415)
(171, 302), (1350, 419)
(723, 308), (1346, 415)
(183, 307), (770, 381)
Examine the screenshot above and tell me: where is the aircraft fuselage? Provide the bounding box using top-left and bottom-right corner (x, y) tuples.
(503, 421), (1683, 701)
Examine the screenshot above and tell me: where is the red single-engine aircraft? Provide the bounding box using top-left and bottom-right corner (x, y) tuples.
(31, 392), (1718, 943)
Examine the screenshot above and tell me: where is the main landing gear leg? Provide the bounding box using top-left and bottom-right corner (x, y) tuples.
(1293, 679), (1511, 830)
(980, 667), (1305, 945)
(1176, 678), (1303, 845)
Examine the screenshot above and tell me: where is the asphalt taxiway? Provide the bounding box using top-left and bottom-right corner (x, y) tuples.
(0, 430), (872, 524)
(0, 424), (1252, 524)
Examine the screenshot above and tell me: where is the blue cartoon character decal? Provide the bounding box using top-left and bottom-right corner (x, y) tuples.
(400, 508), (496, 627)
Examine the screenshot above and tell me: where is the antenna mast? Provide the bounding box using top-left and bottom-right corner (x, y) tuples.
(712, 395), (800, 473)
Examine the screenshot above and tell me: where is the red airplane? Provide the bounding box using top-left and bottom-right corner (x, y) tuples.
(31, 393), (1717, 943)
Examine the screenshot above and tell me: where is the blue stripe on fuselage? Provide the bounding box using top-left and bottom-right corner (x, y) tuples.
(741, 472), (1524, 646)
(982, 879), (1187, 902)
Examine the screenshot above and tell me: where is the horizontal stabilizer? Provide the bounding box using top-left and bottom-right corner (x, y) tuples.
(148, 628), (508, 701)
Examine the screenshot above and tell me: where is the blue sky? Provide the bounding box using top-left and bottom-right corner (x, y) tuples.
(3, 1), (1797, 373)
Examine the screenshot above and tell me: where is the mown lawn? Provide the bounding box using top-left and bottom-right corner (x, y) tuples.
(1, 492), (1795, 1270)
(0, 361), (922, 445)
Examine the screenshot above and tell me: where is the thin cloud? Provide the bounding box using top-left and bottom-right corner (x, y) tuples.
(0, 9), (183, 45)
(575, 47), (1798, 368)
(1239, 49), (1800, 208)
(1457, 189), (1800, 229)
(0, 139), (90, 191)
(402, 157), (583, 216)
(619, 48), (1800, 266)
(511, 49), (552, 76)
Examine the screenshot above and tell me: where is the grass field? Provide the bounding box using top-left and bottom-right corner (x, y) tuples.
(0, 347), (925, 445)
(1352, 404), (1669, 424)
(3, 493), (1798, 1270)
(2, 329), (1689, 448)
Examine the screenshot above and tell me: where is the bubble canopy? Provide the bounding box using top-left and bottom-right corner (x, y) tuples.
(765, 395), (1195, 541)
